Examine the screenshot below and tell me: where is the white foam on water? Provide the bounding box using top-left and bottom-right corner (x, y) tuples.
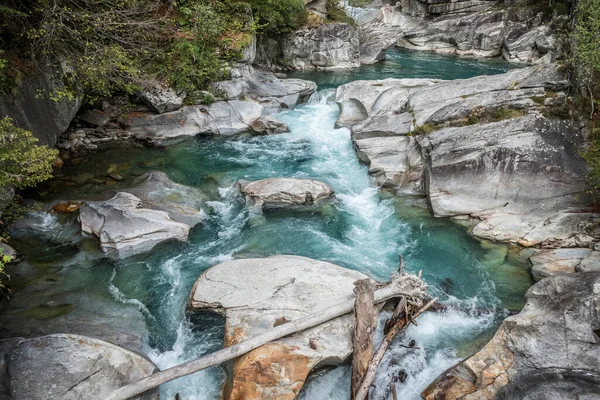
(143, 89), (510, 399)
(147, 322), (224, 400)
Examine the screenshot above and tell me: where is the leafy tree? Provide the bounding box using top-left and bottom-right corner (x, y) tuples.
(574, 0), (600, 117)
(0, 117), (58, 190)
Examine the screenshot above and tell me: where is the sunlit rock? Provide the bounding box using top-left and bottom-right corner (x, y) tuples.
(190, 256), (373, 400)
(282, 23), (360, 70)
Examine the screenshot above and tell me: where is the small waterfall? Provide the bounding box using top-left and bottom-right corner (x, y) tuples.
(307, 88), (337, 104)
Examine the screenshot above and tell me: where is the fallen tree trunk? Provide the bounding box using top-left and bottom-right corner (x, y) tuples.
(355, 298), (438, 400)
(351, 279), (376, 400)
(104, 274), (426, 400)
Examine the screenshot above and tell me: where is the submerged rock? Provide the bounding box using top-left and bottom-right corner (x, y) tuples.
(236, 178), (335, 211)
(79, 192), (191, 258)
(189, 256), (397, 400)
(423, 272), (600, 399)
(0, 334), (158, 400)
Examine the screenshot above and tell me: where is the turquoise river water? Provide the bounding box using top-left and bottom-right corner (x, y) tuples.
(7, 48), (531, 399)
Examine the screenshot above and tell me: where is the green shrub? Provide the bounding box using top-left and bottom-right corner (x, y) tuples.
(0, 0), (305, 99)
(348, 0), (371, 7)
(410, 123), (438, 135)
(247, 0), (307, 36)
(574, 0), (600, 117)
(326, 0), (355, 24)
(0, 117), (58, 191)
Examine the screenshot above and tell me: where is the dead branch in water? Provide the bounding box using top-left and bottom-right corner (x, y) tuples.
(355, 297), (438, 400)
(351, 279), (376, 399)
(104, 274), (427, 400)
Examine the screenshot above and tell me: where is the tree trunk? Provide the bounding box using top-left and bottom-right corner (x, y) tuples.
(355, 298), (437, 400)
(104, 274), (426, 400)
(351, 279), (375, 400)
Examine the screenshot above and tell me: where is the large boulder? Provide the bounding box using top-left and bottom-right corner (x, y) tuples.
(335, 66), (598, 247)
(423, 272), (600, 399)
(0, 63), (81, 146)
(121, 100), (288, 145)
(236, 178), (335, 211)
(79, 192), (191, 258)
(190, 255), (428, 400)
(0, 334), (158, 400)
(282, 23), (360, 70)
(138, 81), (186, 114)
(418, 115), (596, 247)
(358, 7), (424, 64)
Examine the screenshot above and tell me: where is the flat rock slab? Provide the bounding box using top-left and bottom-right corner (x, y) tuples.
(237, 178), (335, 211)
(190, 255), (372, 400)
(530, 248), (600, 281)
(79, 192), (190, 258)
(423, 272), (600, 399)
(0, 334), (158, 400)
(121, 100), (288, 145)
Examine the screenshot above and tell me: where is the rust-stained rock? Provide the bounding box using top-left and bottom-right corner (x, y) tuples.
(423, 272), (600, 399)
(229, 342), (312, 400)
(190, 256), (372, 400)
(52, 201), (84, 213)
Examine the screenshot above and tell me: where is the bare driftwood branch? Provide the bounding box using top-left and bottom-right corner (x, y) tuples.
(104, 274), (426, 400)
(355, 298), (438, 400)
(351, 279), (376, 400)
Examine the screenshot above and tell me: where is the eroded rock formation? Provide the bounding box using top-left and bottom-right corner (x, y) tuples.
(423, 272), (600, 399)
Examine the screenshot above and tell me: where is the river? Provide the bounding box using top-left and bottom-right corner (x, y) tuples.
(6, 48), (532, 399)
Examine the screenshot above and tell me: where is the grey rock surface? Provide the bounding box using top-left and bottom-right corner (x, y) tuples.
(0, 63), (81, 146)
(212, 65), (317, 110)
(79, 192), (191, 258)
(138, 81), (186, 114)
(424, 272), (600, 399)
(283, 23), (361, 70)
(124, 171), (206, 227)
(237, 178), (335, 211)
(354, 136), (424, 195)
(0, 334), (158, 400)
(121, 100), (288, 145)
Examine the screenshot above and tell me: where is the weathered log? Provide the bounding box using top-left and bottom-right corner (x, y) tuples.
(355, 298), (438, 400)
(351, 279), (376, 400)
(104, 274), (426, 400)
(390, 381), (398, 400)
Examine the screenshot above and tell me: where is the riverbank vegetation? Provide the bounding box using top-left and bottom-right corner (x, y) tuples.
(573, 0), (600, 190)
(0, 0), (306, 100)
